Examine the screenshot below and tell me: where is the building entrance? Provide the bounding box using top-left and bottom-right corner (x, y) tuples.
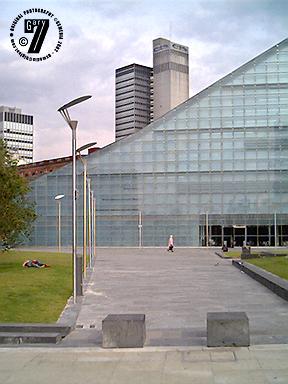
(223, 226), (245, 247)
(199, 222), (287, 247)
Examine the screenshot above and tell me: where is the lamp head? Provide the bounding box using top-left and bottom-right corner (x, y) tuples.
(55, 194), (65, 200)
(77, 141), (97, 153)
(57, 95), (92, 112)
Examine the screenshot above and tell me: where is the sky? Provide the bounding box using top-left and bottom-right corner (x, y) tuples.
(0, 0), (287, 161)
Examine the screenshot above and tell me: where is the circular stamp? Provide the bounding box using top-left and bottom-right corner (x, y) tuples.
(10, 8), (63, 62)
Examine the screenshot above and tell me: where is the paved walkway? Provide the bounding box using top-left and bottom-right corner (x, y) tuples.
(62, 248), (288, 347)
(1, 345), (288, 384)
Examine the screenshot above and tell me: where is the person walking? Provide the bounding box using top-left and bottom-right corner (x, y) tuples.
(167, 235), (174, 252)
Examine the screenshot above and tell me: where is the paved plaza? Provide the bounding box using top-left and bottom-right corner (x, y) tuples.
(63, 247), (288, 347)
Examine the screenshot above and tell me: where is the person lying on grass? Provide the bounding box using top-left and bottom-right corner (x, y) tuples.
(22, 260), (50, 268)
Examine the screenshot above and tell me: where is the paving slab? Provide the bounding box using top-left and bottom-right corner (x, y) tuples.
(1, 345), (288, 384)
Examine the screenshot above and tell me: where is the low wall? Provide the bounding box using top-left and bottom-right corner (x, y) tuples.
(232, 260), (288, 302)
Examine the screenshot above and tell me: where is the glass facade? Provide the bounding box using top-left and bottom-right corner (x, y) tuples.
(28, 39), (288, 247)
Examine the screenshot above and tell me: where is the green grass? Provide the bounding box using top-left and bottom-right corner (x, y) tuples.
(247, 256), (288, 281)
(0, 250), (72, 323)
(223, 251), (241, 258)
(223, 248), (288, 259)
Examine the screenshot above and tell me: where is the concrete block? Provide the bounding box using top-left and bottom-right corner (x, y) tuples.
(207, 312), (250, 347)
(102, 314), (146, 348)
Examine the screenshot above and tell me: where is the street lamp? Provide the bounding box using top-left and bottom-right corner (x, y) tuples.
(58, 95), (92, 303)
(54, 194), (65, 253)
(90, 190), (95, 265)
(77, 142), (97, 277)
(93, 196), (96, 260)
(87, 177), (92, 267)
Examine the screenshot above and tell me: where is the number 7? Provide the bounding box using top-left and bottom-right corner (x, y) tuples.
(24, 19), (49, 54)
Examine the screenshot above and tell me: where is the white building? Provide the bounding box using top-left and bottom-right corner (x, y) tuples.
(153, 37), (189, 120)
(0, 106), (34, 164)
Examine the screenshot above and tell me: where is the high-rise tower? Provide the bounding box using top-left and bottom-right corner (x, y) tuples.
(153, 37), (189, 120)
(115, 64), (153, 141)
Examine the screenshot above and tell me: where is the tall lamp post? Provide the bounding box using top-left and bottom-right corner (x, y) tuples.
(93, 196), (96, 260)
(57, 95), (92, 303)
(87, 177), (92, 268)
(77, 142), (97, 277)
(91, 190), (95, 265)
(55, 194), (65, 253)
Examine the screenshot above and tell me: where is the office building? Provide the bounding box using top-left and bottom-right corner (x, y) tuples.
(27, 38), (288, 247)
(115, 64), (153, 140)
(0, 106), (33, 163)
(153, 37), (189, 120)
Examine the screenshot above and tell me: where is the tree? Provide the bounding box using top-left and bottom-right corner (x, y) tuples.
(0, 140), (36, 249)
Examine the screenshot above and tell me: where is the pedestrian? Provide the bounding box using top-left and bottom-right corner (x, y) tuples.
(167, 235), (174, 252)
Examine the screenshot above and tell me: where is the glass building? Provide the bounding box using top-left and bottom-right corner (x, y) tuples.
(0, 106), (34, 163)
(28, 39), (288, 247)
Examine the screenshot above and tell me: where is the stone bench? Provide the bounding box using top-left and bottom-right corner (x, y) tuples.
(207, 312), (250, 347)
(102, 314), (146, 348)
(0, 332), (62, 344)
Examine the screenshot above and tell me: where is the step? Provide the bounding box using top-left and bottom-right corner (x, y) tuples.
(0, 324), (71, 337)
(0, 332), (62, 344)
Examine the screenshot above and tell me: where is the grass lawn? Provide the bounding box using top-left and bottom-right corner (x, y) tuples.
(0, 250), (72, 323)
(224, 248), (288, 259)
(223, 251), (241, 258)
(247, 256), (288, 281)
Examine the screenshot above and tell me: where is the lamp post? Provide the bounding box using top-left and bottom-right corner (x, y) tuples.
(77, 142), (97, 277)
(58, 95), (92, 303)
(54, 194), (65, 253)
(90, 189), (94, 266)
(87, 177), (92, 268)
(93, 196), (96, 260)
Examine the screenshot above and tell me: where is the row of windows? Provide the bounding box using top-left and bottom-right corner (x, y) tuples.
(5, 137), (33, 145)
(116, 105), (151, 115)
(9, 146), (32, 153)
(116, 118), (149, 128)
(154, 61), (189, 75)
(116, 68), (135, 77)
(116, 82), (151, 92)
(116, 67), (152, 78)
(116, 126), (138, 133)
(4, 129), (33, 137)
(116, 94), (151, 103)
(1, 112), (33, 125)
(116, 88), (152, 98)
(116, 120), (134, 127)
(116, 100), (152, 110)
(116, 113), (150, 122)
(116, 108), (151, 116)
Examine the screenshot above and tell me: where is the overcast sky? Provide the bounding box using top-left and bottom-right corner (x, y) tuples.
(0, 0), (287, 161)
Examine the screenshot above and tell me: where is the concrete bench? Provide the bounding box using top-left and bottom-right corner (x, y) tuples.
(0, 332), (62, 344)
(0, 323), (71, 337)
(207, 312), (250, 347)
(102, 314), (146, 348)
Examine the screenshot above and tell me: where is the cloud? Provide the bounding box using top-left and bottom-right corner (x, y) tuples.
(0, 0), (287, 161)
